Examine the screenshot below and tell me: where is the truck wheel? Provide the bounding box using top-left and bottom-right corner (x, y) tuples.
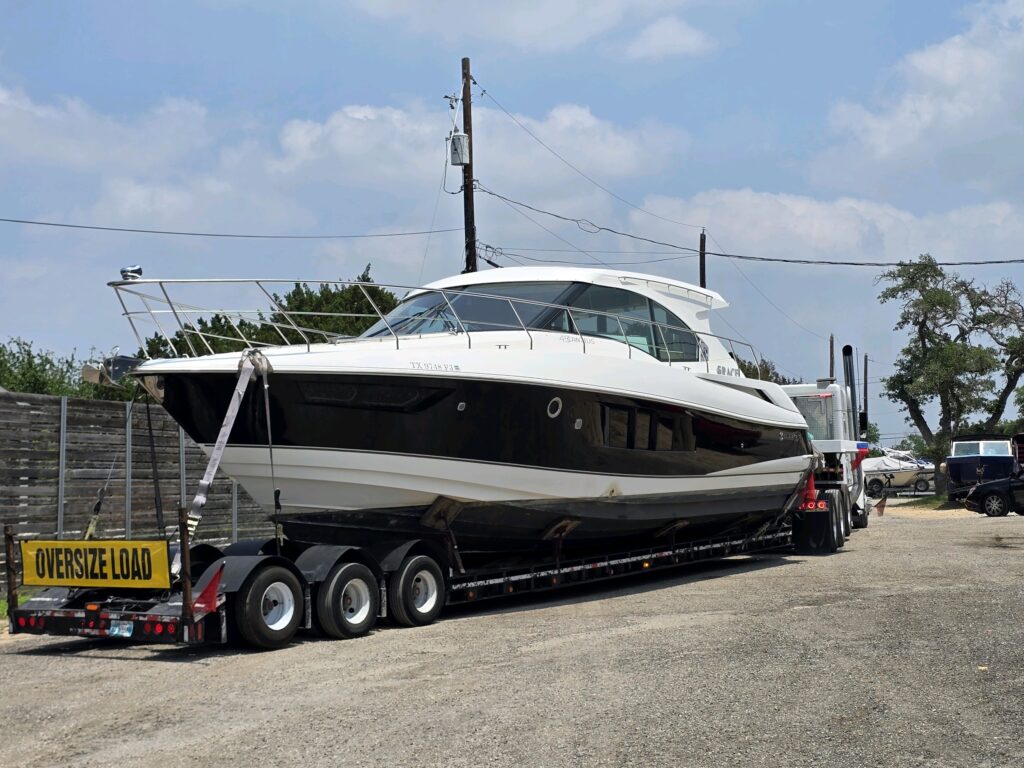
(983, 493), (1009, 517)
(851, 507), (869, 529)
(234, 565), (303, 650)
(866, 478), (884, 498)
(317, 562), (379, 639)
(388, 555), (446, 627)
(824, 490), (844, 549)
(914, 478), (930, 493)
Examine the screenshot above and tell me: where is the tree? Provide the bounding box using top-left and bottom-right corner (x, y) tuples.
(145, 265), (398, 358)
(739, 357), (801, 385)
(0, 338), (131, 400)
(877, 255), (1024, 482)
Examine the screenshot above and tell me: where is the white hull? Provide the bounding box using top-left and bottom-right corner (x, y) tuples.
(207, 444), (814, 514)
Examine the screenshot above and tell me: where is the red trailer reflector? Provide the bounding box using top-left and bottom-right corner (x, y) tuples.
(16, 617), (26, 628)
(154, 623), (164, 635)
(28, 616), (36, 627)
(143, 622), (152, 634)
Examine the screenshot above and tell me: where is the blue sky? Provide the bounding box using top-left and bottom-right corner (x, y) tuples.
(2, 0), (1022, 443)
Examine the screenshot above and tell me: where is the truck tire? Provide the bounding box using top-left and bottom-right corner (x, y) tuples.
(838, 491), (852, 540)
(793, 507), (839, 556)
(234, 565), (303, 650)
(914, 478), (930, 493)
(851, 507), (869, 529)
(388, 555), (446, 627)
(982, 493), (1009, 517)
(824, 489), (845, 549)
(866, 478), (884, 498)
(317, 562), (379, 639)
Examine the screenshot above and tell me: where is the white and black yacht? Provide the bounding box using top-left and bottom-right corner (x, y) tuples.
(115, 267), (813, 554)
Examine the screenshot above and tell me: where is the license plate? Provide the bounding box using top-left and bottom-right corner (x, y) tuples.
(108, 620), (134, 638)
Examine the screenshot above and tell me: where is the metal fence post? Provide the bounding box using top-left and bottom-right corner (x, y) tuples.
(125, 402), (132, 539)
(57, 396), (67, 539)
(231, 480), (239, 543)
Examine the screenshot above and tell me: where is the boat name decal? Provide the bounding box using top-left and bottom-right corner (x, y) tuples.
(411, 361), (462, 372)
(716, 365), (742, 377)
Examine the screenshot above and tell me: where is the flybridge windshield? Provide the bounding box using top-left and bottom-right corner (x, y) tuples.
(360, 280), (703, 363)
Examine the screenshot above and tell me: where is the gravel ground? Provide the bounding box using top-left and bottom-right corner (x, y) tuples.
(1, 505), (1022, 768)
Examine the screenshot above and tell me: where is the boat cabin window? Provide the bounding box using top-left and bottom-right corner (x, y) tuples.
(359, 280), (702, 364)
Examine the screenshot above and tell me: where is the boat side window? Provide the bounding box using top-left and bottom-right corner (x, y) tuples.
(601, 405), (684, 451)
(566, 285), (655, 355)
(650, 303), (701, 363)
(603, 405), (630, 448)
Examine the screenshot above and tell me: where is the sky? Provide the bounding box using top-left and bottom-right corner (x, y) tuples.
(2, 0), (1023, 445)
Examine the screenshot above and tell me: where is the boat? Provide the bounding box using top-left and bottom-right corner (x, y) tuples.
(112, 266), (815, 556)
(862, 449), (935, 496)
(942, 433), (1021, 500)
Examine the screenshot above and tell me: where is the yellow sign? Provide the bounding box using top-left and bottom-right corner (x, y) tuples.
(20, 539), (171, 590)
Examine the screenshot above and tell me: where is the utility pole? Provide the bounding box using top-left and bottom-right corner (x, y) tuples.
(829, 334), (835, 379)
(863, 353), (869, 429)
(461, 56), (478, 273)
(698, 229), (706, 288)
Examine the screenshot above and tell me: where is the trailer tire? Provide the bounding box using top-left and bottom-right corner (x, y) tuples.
(388, 555), (446, 627)
(866, 478), (884, 498)
(851, 506), (869, 529)
(914, 478), (930, 493)
(234, 565), (303, 650)
(317, 562), (379, 639)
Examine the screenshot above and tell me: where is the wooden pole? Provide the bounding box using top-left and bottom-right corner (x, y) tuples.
(461, 57), (478, 273)
(698, 230), (707, 288)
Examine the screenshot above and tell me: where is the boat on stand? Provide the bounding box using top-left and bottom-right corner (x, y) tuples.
(112, 266), (814, 560)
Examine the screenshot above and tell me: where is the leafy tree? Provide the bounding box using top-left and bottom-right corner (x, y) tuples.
(0, 338), (131, 401)
(877, 255), (1024, 485)
(739, 357), (801, 385)
(144, 265), (399, 358)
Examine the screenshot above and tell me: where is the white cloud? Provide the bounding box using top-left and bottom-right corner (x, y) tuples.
(623, 15), (714, 59)
(813, 0), (1024, 199)
(0, 86), (209, 174)
(345, 0), (702, 53)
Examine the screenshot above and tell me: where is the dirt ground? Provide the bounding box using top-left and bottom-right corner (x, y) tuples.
(2, 504), (1022, 768)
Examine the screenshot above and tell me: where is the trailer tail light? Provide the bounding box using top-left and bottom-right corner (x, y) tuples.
(154, 623), (164, 635)
(143, 622), (153, 635)
(167, 623), (177, 637)
(16, 617), (26, 628)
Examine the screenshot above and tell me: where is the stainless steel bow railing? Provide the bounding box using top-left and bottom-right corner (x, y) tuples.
(110, 278), (763, 377)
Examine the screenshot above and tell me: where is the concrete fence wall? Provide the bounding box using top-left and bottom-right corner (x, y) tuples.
(0, 391), (272, 590)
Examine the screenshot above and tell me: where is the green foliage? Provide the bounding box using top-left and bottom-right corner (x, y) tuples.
(739, 357), (801, 385)
(892, 434), (931, 457)
(144, 265), (399, 358)
(877, 255), (1024, 459)
(0, 338), (132, 401)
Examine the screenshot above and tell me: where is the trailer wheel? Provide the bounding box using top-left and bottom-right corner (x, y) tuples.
(982, 493), (1009, 517)
(866, 478), (884, 498)
(914, 478), (930, 493)
(388, 555), (446, 627)
(317, 562), (379, 639)
(235, 565), (303, 649)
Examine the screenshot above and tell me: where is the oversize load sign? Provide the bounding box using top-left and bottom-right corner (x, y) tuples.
(20, 540), (171, 589)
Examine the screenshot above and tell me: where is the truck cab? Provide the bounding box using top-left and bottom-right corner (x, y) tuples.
(782, 379), (869, 528)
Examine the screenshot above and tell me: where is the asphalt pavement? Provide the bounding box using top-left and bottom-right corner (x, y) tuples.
(1, 504), (1022, 768)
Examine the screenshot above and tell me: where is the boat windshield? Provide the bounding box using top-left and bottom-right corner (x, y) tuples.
(951, 440), (1011, 457)
(359, 280), (704, 363)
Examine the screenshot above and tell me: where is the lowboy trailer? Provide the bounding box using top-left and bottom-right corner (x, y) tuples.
(5, 481), (841, 651)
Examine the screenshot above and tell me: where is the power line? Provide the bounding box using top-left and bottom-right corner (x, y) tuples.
(480, 243), (693, 267)
(474, 81), (704, 231)
(482, 190), (609, 267)
(472, 188), (1024, 268)
(0, 217), (462, 240)
(706, 230), (829, 342)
